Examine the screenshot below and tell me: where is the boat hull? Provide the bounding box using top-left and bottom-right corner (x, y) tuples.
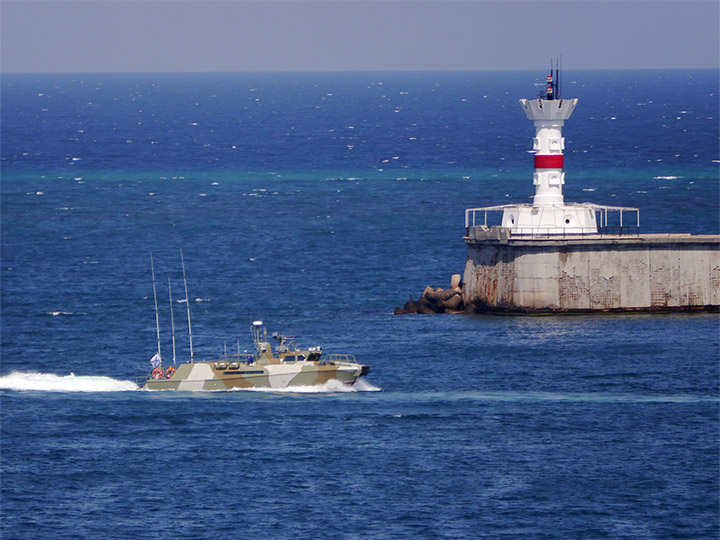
(142, 360), (367, 391)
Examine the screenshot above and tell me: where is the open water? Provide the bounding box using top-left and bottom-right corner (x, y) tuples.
(1, 70), (718, 539)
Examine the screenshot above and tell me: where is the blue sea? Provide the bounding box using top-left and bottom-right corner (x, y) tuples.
(1, 70), (718, 539)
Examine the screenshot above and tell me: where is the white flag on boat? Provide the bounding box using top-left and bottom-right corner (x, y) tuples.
(150, 353), (162, 368)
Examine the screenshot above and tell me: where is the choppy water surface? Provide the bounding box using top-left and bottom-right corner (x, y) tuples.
(1, 70), (718, 539)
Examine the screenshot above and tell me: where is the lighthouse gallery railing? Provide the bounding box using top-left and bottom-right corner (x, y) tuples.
(465, 204), (640, 237)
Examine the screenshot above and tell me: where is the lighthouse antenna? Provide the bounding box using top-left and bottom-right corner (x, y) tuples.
(555, 60), (560, 99)
(559, 55), (563, 98)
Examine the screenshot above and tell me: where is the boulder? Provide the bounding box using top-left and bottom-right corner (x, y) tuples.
(450, 273), (462, 289)
(397, 279), (467, 315)
(417, 302), (438, 315)
(419, 297), (443, 313)
(424, 287), (461, 303)
(441, 293), (463, 311)
(423, 287), (441, 302)
(403, 300), (419, 314)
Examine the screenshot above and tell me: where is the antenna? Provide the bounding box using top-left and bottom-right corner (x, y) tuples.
(559, 55), (563, 99)
(180, 249), (195, 363)
(168, 276), (177, 366)
(150, 253), (162, 361)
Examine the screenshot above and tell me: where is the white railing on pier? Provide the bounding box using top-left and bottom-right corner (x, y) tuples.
(465, 203), (640, 236)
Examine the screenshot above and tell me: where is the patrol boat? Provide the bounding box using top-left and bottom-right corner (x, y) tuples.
(138, 321), (370, 391)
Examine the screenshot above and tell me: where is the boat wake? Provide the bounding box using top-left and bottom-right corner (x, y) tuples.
(0, 372), (380, 394)
(234, 377), (381, 394)
(0, 372), (138, 393)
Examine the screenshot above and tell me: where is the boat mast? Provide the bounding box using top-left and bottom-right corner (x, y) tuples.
(180, 249), (195, 363)
(168, 276), (177, 366)
(150, 252), (162, 362)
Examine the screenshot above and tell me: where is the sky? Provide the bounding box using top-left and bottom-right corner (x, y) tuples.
(1, 0), (718, 73)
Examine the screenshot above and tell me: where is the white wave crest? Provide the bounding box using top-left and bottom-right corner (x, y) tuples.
(353, 378), (382, 392)
(0, 372), (137, 393)
(233, 377), (381, 394)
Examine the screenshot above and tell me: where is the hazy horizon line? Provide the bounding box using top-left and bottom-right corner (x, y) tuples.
(3, 67), (718, 76)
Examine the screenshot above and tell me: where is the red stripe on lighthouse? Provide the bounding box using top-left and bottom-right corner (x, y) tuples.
(534, 155), (564, 169)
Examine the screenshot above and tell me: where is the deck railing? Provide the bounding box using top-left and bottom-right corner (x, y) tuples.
(465, 204), (640, 238)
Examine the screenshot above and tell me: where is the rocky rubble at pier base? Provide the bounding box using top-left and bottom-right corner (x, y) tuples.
(394, 274), (478, 315)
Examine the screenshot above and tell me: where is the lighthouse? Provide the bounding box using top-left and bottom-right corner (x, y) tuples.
(499, 66), (597, 234)
(459, 66), (718, 314)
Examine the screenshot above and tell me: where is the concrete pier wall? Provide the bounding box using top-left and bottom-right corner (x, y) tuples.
(462, 226), (720, 312)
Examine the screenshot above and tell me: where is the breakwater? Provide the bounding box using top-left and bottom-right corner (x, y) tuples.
(394, 274), (478, 315)
(396, 228), (720, 315)
(462, 226), (720, 313)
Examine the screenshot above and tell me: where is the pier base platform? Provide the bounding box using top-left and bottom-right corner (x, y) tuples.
(463, 227), (720, 313)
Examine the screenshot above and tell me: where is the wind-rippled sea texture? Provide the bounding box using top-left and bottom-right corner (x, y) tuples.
(1, 70), (718, 539)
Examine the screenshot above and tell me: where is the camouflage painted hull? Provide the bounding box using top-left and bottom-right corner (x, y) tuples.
(141, 359), (369, 391)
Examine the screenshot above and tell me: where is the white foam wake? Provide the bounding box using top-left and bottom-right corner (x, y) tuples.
(235, 377), (381, 394)
(0, 372), (138, 393)
(353, 378), (382, 392)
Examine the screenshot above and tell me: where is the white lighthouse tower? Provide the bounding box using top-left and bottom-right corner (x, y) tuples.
(500, 66), (597, 234)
